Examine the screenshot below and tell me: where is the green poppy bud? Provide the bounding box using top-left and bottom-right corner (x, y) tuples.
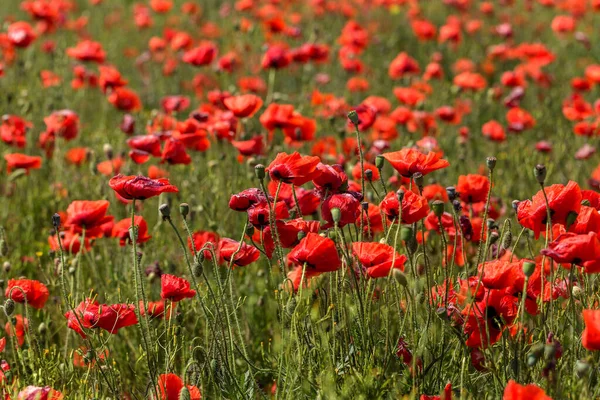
(347, 110), (359, 126)
(179, 203), (190, 219)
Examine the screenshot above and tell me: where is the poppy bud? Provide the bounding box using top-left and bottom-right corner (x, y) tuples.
(120, 114), (135, 134)
(52, 213), (61, 229)
(297, 231), (306, 241)
(255, 164), (266, 180)
(452, 200), (462, 212)
(523, 261), (536, 277)
(412, 172), (424, 189)
(486, 157), (497, 171)
(488, 231), (499, 245)
(159, 204), (171, 220)
(396, 190), (405, 202)
(326, 230), (336, 240)
(2, 261), (10, 273)
(487, 219), (497, 230)
(147, 272), (156, 282)
(38, 322), (47, 335)
(179, 387), (191, 400)
(572, 285), (583, 299)
(502, 230), (512, 249)
(581, 199), (591, 207)
(4, 299), (14, 316)
(534, 164), (546, 184)
(375, 155), (384, 170)
(511, 200), (520, 212)
(576, 360), (591, 377)
(393, 269), (408, 287)
(566, 211), (578, 230)
(361, 201), (369, 211)
(364, 169), (373, 181)
(432, 200), (444, 218)
(180, 203), (189, 219)
(331, 208), (342, 224)
(446, 186), (457, 201)
(103, 143), (113, 160)
(401, 226), (413, 242)
(347, 110), (360, 127)
(245, 224), (255, 236)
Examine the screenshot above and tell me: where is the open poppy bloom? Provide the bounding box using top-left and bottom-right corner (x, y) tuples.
(266, 152), (321, 186)
(64, 200), (112, 237)
(108, 174), (178, 200)
(223, 94), (263, 118)
(160, 274), (196, 302)
(456, 174), (490, 203)
(582, 309), (600, 350)
(6, 279), (49, 309)
(380, 190), (430, 224)
(463, 289), (518, 348)
(48, 230), (91, 254)
(218, 238), (260, 267)
(188, 230), (220, 259)
(502, 380), (551, 400)
(157, 373), (201, 400)
(517, 181), (582, 238)
(382, 148), (449, 177)
(229, 188), (269, 211)
(67, 40), (106, 63)
(1, 115), (32, 148)
(420, 382), (452, 400)
(321, 193), (361, 228)
(5, 315), (28, 347)
(288, 233), (341, 272)
(4, 153), (42, 174)
(352, 242), (407, 278)
(541, 232), (600, 268)
(112, 216), (152, 246)
(65, 298), (138, 339)
(108, 87), (142, 112)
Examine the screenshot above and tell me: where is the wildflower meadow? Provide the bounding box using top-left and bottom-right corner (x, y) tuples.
(2, 0), (600, 398)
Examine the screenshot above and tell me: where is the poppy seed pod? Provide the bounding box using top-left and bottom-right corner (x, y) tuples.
(52, 213), (61, 229)
(452, 200), (462, 212)
(255, 164), (266, 180)
(375, 155), (385, 170)
(361, 201), (369, 211)
(412, 172), (424, 189)
(180, 203), (189, 219)
(486, 156), (496, 171)
(432, 200), (444, 217)
(396, 190), (405, 202)
(245, 224), (255, 236)
(159, 204), (171, 220)
(534, 164), (546, 184)
(4, 299), (14, 316)
(365, 169), (373, 181)
(347, 110), (360, 127)
(331, 207), (342, 224)
(522, 261), (536, 277)
(179, 387), (191, 400)
(446, 186), (457, 201)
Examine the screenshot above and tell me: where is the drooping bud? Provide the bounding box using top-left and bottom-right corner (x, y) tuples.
(502, 230), (513, 250)
(4, 299), (14, 316)
(347, 110), (360, 127)
(512, 200), (520, 212)
(432, 200), (444, 218)
(38, 322), (47, 335)
(159, 204), (171, 220)
(534, 164), (546, 184)
(452, 200), (462, 212)
(393, 269), (408, 287)
(375, 155), (385, 170)
(486, 157), (497, 171)
(179, 203), (190, 219)
(255, 164), (266, 180)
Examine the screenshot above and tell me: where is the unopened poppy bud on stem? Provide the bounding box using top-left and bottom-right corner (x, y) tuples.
(486, 157), (496, 171)
(159, 204), (171, 220)
(523, 261), (536, 277)
(375, 155), (385, 170)
(179, 203), (189, 219)
(364, 169), (373, 181)
(331, 208), (342, 224)
(245, 224), (255, 236)
(52, 213), (61, 229)
(396, 190), (405, 202)
(412, 172), (424, 189)
(347, 110), (360, 127)
(432, 200), (444, 218)
(446, 186), (457, 201)
(393, 269), (408, 286)
(534, 164), (546, 184)
(255, 164), (265, 180)
(4, 299), (14, 316)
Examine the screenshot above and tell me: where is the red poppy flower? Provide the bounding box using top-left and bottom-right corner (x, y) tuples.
(67, 40), (106, 63)
(108, 87), (142, 112)
(321, 193), (361, 228)
(517, 181), (582, 238)
(257, 220), (304, 259)
(98, 65), (127, 93)
(188, 230), (219, 260)
(261, 44), (291, 69)
(161, 138), (191, 165)
(288, 233), (341, 272)
(506, 107), (536, 133)
(382, 148), (449, 177)
(502, 380), (551, 400)
(161, 95), (190, 113)
(388, 52), (420, 79)
(540, 232), (600, 266)
(1, 115), (32, 148)
(218, 238), (260, 267)
(160, 274), (196, 302)
(582, 310), (600, 351)
(7, 22), (37, 48)
(313, 163), (348, 193)
(65, 298), (138, 339)
(380, 190), (430, 224)
(64, 200), (112, 236)
(5, 279), (49, 309)
(48, 230), (91, 254)
(140, 300), (175, 320)
(232, 135), (264, 158)
(223, 94), (263, 118)
(463, 289), (518, 348)
(266, 152), (321, 186)
(15, 386), (63, 400)
(157, 373), (202, 400)
(43, 110), (79, 140)
(352, 162), (380, 183)
(108, 174), (178, 200)
(456, 174), (490, 203)
(97, 157), (126, 176)
(127, 135), (162, 157)
(65, 147), (89, 166)
(420, 382), (452, 400)
(229, 188), (269, 212)
(352, 242), (407, 278)
(247, 200), (289, 229)
(5, 315), (28, 347)
(182, 42), (218, 66)
(112, 216), (152, 246)
(4, 153), (42, 174)
(453, 72), (486, 91)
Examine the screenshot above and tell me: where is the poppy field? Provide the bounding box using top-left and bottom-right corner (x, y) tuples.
(4, 0), (600, 398)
